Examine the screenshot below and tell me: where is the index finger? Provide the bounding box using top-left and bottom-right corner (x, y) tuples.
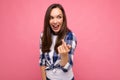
(62, 39), (66, 46)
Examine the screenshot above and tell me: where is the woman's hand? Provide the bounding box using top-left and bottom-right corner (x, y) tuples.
(40, 66), (46, 80)
(57, 39), (71, 66)
(57, 39), (71, 55)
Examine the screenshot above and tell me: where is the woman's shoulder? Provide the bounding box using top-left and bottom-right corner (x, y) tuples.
(65, 31), (77, 46)
(66, 31), (76, 37)
(66, 31), (76, 40)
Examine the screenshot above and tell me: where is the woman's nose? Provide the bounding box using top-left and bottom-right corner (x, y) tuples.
(53, 18), (57, 23)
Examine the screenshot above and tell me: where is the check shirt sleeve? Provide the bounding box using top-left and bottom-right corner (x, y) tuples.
(61, 32), (77, 72)
(39, 33), (46, 66)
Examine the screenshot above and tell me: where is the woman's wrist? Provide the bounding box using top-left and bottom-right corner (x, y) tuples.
(60, 53), (69, 66)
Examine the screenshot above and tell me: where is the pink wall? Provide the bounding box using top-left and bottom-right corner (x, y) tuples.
(0, 0), (120, 80)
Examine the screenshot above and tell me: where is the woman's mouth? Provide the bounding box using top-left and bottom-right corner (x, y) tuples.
(52, 25), (59, 30)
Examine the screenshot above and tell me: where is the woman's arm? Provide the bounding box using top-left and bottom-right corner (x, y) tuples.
(57, 32), (77, 72)
(40, 66), (46, 80)
(60, 53), (69, 67)
(39, 33), (47, 80)
(58, 39), (71, 66)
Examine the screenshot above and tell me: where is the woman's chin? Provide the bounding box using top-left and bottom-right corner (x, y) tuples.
(53, 29), (60, 33)
(52, 30), (60, 35)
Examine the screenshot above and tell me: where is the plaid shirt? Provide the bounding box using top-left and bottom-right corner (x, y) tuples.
(39, 31), (77, 72)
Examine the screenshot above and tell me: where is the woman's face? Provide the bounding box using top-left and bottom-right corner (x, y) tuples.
(49, 7), (63, 33)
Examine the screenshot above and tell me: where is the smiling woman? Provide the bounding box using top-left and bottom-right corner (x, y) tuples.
(39, 3), (77, 80)
(49, 7), (63, 34)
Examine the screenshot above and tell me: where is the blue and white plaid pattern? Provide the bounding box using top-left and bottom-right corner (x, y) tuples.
(39, 32), (77, 72)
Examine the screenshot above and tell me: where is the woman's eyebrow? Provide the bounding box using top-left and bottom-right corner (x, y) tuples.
(50, 14), (63, 17)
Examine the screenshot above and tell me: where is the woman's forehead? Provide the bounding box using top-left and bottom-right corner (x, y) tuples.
(50, 8), (63, 16)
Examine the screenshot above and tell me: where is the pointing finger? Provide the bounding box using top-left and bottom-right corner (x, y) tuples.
(62, 39), (66, 46)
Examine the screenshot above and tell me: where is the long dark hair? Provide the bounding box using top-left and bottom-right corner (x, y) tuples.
(42, 3), (70, 53)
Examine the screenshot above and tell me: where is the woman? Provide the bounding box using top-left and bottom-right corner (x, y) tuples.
(39, 3), (77, 80)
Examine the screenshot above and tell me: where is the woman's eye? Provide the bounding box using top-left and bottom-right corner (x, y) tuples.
(57, 16), (62, 19)
(50, 16), (54, 19)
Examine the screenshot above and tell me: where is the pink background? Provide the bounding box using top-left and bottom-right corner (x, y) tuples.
(0, 0), (120, 80)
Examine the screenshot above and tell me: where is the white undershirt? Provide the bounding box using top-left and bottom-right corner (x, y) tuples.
(49, 35), (57, 64)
